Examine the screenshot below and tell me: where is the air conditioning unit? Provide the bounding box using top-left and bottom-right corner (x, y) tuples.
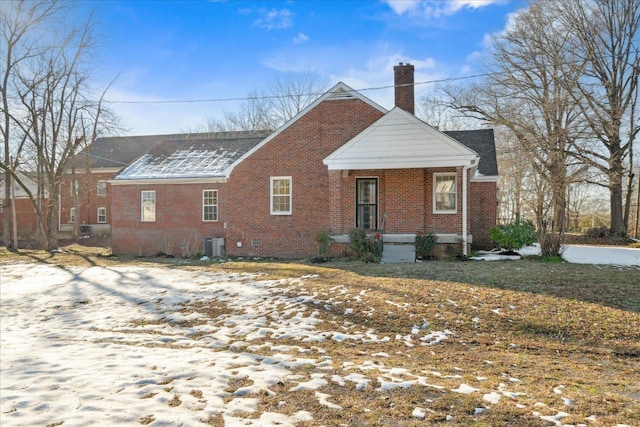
(203, 237), (225, 257)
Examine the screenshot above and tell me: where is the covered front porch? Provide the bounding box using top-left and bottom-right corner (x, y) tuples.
(323, 108), (481, 259)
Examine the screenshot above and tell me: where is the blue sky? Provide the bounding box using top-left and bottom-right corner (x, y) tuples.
(76, 0), (524, 135)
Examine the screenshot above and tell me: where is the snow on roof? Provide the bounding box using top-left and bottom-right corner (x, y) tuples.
(113, 134), (266, 180)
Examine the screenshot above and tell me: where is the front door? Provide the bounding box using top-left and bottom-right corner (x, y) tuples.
(356, 178), (378, 230)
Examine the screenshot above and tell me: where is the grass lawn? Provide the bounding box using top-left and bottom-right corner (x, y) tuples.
(1, 245), (639, 425)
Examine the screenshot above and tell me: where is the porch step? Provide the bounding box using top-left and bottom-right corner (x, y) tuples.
(381, 244), (415, 263)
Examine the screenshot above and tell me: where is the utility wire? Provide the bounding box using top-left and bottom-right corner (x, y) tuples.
(102, 72), (493, 105)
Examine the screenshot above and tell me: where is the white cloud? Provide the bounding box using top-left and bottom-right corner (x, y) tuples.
(293, 32), (309, 44)
(385, 0), (500, 18)
(253, 8), (293, 29)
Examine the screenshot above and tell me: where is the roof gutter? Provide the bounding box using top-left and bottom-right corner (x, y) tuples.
(108, 177), (228, 185)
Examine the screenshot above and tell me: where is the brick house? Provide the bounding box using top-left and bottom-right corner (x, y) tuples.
(60, 133), (207, 237)
(0, 172), (43, 242)
(107, 63), (499, 259)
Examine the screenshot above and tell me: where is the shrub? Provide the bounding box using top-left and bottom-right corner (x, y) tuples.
(488, 220), (537, 252)
(415, 231), (437, 260)
(349, 228), (383, 262)
(314, 229), (331, 260)
(538, 219), (565, 257)
(586, 226), (609, 238)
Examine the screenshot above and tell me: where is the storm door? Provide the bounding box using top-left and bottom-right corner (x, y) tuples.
(356, 178), (378, 230)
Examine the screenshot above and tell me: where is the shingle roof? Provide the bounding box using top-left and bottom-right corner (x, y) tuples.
(113, 132), (269, 180)
(444, 129), (498, 176)
(73, 134), (191, 169)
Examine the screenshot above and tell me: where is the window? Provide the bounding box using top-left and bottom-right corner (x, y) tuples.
(356, 178), (378, 229)
(97, 180), (107, 196)
(434, 173), (457, 213)
(270, 177), (292, 215)
(70, 179), (79, 196)
(141, 190), (156, 222)
(97, 207), (106, 223)
(202, 189), (218, 221)
(69, 207), (76, 224)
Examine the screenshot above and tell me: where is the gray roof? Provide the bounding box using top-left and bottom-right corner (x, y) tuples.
(444, 129), (498, 176)
(113, 132), (269, 180)
(73, 134), (193, 169)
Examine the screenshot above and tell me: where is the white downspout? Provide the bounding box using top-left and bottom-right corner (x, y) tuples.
(462, 159), (478, 257)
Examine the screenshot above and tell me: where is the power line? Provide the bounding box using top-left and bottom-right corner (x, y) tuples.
(102, 72), (493, 105)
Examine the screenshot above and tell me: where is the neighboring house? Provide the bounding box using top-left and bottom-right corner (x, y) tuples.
(60, 133), (214, 236)
(0, 172), (46, 241)
(107, 63), (499, 258)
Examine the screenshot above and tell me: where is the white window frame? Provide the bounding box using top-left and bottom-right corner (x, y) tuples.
(97, 180), (107, 196)
(433, 173), (457, 214)
(202, 189), (218, 222)
(97, 207), (106, 223)
(69, 207), (76, 224)
(270, 176), (292, 215)
(141, 190), (156, 222)
(70, 179), (79, 196)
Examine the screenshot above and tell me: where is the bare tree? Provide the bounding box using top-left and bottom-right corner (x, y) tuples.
(555, 0), (640, 235)
(493, 127), (535, 223)
(446, 1), (585, 247)
(1, 0), (59, 249)
(1, 0), (117, 250)
(206, 71), (330, 132)
(417, 89), (483, 130)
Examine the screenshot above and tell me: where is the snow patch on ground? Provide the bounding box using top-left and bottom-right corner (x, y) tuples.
(472, 243), (640, 266)
(0, 263), (624, 425)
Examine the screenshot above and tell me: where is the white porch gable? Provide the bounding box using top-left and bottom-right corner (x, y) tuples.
(323, 107), (479, 170)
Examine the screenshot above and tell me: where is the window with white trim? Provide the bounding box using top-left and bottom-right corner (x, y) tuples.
(70, 179), (79, 196)
(434, 173), (457, 213)
(69, 207), (76, 223)
(202, 189), (218, 221)
(97, 180), (107, 196)
(97, 207), (106, 223)
(141, 190), (156, 222)
(270, 177), (292, 215)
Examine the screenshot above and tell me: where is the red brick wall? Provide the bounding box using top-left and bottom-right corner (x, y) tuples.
(469, 180), (498, 249)
(111, 182), (227, 256)
(60, 171), (115, 227)
(423, 167), (466, 235)
(226, 98), (384, 258)
(0, 198), (40, 240)
(330, 167), (470, 236)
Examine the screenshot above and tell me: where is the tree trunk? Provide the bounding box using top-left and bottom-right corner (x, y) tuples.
(610, 179), (626, 235)
(3, 180), (13, 249)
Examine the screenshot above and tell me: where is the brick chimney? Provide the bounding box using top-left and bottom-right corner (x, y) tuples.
(394, 62), (415, 114)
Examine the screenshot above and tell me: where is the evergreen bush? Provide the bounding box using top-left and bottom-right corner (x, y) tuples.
(488, 220), (537, 252)
(415, 231), (437, 260)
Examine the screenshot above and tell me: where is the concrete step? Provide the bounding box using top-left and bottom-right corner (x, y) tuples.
(381, 244), (415, 263)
